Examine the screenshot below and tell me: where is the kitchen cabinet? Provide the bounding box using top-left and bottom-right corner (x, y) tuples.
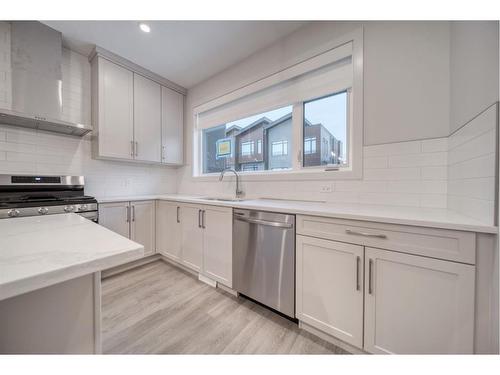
(99, 201), (155, 257)
(364, 247), (475, 354)
(93, 58), (134, 160)
(202, 206), (233, 287)
(130, 201), (156, 256)
(134, 73), (162, 163)
(91, 53), (184, 165)
(161, 86), (184, 165)
(180, 204), (204, 272)
(156, 200), (182, 261)
(98, 201), (130, 238)
(155, 201), (232, 287)
(296, 235), (364, 348)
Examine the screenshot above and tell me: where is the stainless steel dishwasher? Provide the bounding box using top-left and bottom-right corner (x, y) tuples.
(233, 209), (295, 318)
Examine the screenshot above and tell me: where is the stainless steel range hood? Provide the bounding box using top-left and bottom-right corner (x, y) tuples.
(0, 22), (92, 136)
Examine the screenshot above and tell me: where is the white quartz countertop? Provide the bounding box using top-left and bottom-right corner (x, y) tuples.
(97, 194), (498, 234)
(0, 214), (144, 301)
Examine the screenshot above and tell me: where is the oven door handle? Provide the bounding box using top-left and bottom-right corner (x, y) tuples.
(235, 216), (293, 228)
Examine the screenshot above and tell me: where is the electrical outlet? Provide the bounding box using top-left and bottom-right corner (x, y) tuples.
(320, 184), (333, 193)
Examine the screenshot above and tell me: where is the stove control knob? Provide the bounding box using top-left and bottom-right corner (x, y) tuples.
(80, 204), (88, 211)
(64, 205), (75, 212)
(38, 207), (49, 215)
(8, 209), (20, 217)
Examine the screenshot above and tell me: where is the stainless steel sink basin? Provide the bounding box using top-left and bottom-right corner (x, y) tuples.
(201, 197), (246, 202)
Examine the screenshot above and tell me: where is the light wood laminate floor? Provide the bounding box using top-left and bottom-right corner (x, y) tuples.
(102, 260), (349, 354)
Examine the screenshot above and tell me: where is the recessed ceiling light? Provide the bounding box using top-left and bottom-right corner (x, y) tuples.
(139, 23), (151, 33)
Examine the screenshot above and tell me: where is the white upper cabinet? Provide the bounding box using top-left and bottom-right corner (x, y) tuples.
(364, 247), (475, 354)
(161, 86), (184, 165)
(94, 58), (134, 160)
(91, 52), (184, 165)
(133, 74), (162, 163)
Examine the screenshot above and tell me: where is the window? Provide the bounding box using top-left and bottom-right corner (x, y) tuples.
(303, 91), (348, 168)
(195, 32), (362, 179)
(304, 137), (317, 154)
(200, 105), (293, 173)
(240, 141), (254, 156)
(271, 140), (288, 156)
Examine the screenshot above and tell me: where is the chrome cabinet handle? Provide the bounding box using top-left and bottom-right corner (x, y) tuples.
(176, 206), (180, 223)
(126, 206), (130, 223)
(135, 141), (138, 157)
(198, 209), (202, 228)
(356, 256), (361, 291)
(132, 205), (135, 222)
(131, 141), (134, 157)
(235, 216), (293, 228)
(368, 259), (374, 295)
(202, 210), (206, 229)
(345, 229), (387, 239)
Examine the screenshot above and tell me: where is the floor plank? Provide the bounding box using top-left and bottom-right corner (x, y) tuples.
(101, 260), (349, 354)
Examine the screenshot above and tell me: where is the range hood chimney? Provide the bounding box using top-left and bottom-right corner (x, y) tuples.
(0, 22), (92, 136)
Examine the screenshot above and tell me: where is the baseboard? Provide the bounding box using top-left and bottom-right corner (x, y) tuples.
(217, 282), (238, 296)
(159, 255), (199, 277)
(101, 254), (161, 279)
(198, 273), (217, 287)
(298, 321), (366, 354)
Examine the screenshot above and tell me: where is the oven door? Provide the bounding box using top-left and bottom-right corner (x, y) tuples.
(77, 210), (99, 223)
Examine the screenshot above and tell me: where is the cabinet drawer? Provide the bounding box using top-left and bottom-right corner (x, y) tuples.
(296, 215), (476, 264)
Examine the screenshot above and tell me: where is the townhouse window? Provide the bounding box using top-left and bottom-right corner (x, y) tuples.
(271, 140), (288, 156)
(304, 137), (317, 154)
(240, 141), (254, 156)
(194, 30), (362, 179)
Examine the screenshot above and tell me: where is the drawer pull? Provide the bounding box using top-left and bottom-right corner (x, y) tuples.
(356, 255), (361, 291)
(368, 259), (374, 295)
(345, 229), (387, 239)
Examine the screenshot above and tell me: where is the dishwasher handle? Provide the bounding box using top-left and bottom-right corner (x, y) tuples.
(235, 216), (293, 228)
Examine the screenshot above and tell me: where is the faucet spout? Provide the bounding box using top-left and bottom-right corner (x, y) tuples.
(219, 168), (244, 198)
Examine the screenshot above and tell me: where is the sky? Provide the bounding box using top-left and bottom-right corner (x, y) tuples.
(224, 92), (347, 160)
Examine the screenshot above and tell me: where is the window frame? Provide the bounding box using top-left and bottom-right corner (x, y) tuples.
(240, 140), (255, 156)
(192, 28), (363, 182)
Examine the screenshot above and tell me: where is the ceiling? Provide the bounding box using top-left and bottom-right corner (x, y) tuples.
(42, 21), (308, 89)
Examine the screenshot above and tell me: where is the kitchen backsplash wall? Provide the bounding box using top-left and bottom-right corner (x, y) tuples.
(448, 103), (498, 224)
(0, 26), (177, 198)
(177, 137), (449, 209)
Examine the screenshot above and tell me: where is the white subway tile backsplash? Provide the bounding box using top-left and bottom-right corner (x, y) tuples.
(364, 140), (421, 157)
(363, 167), (421, 181)
(421, 138), (448, 153)
(421, 166), (448, 180)
(387, 152), (447, 168)
(363, 156), (388, 169)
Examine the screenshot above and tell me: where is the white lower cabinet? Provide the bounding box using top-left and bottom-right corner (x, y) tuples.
(296, 233), (476, 354)
(99, 201), (155, 257)
(180, 205), (204, 272)
(296, 235), (364, 348)
(155, 201), (233, 287)
(130, 201), (156, 256)
(202, 206), (233, 288)
(156, 200), (182, 261)
(364, 247), (475, 354)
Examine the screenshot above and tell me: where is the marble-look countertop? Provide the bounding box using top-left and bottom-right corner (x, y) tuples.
(97, 194), (498, 234)
(0, 214), (144, 301)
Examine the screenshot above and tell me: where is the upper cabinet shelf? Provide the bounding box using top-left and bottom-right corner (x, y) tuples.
(90, 47), (185, 166)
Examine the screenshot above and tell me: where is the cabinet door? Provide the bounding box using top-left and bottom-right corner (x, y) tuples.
(161, 86), (184, 165)
(202, 206), (232, 288)
(156, 200), (182, 261)
(97, 58), (134, 160)
(180, 205), (203, 271)
(130, 201), (155, 256)
(98, 202), (130, 238)
(296, 235), (364, 348)
(133, 73), (162, 162)
(364, 247), (475, 354)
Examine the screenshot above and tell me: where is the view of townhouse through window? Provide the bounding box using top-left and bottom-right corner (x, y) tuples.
(201, 91), (348, 174)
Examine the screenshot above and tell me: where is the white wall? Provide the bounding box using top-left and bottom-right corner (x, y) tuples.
(450, 21), (499, 134)
(178, 21), (454, 207)
(0, 22), (177, 198)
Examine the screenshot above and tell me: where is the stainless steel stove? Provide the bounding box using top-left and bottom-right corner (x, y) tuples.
(0, 175), (98, 222)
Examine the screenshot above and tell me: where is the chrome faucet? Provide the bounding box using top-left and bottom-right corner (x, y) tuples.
(219, 168), (244, 198)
